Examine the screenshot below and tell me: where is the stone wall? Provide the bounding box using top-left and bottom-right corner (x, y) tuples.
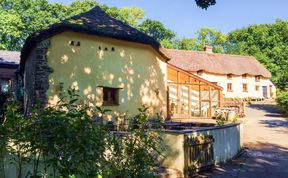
(24, 40), (53, 114)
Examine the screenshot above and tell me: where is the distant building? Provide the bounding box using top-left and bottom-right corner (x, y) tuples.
(0, 50), (20, 94)
(167, 45), (276, 99)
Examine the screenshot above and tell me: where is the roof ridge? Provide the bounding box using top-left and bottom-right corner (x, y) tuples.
(166, 48), (256, 59)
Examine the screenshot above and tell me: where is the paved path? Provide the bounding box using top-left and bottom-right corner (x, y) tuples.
(200, 104), (288, 178)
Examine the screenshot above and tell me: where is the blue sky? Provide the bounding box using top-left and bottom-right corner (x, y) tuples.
(48, 0), (288, 38)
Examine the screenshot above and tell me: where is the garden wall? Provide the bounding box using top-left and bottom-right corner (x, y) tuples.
(161, 123), (243, 176)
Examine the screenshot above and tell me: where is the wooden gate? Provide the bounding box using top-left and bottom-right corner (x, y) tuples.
(184, 135), (214, 177)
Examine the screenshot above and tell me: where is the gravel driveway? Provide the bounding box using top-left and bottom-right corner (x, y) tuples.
(199, 104), (288, 178)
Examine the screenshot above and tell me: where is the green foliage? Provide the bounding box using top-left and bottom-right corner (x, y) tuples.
(0, 0), (144, 51)
(215, 112), (227, 126)
(227, 20), (288, 90)
(173, 38), (197, 50)
(276, 90), (288, 115)
(103, 106), (164, 178)
(173, 28), (227, 53)
(195, 0), (216, 9)
(0, 89), (164, 177)
(139, 19), (176, 43)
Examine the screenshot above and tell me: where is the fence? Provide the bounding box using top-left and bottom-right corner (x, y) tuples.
(184, 135), (214, 177)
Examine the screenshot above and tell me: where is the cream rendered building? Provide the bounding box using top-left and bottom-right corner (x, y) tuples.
(167, 45), (276, 99)
(20, 6), (170, 116)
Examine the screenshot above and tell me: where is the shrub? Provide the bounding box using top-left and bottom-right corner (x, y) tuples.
(276, 90), (288, 115)
(1, 89), (164, 177)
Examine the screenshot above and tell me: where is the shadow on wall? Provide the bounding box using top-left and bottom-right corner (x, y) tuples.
(47, 36), (167, 116)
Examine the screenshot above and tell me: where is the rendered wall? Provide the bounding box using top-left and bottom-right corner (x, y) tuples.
(47, 32), (167, 117)
(162, 123), (243, 176)
(191, 72), (276, 99)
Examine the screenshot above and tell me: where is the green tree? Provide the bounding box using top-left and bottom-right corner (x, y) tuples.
(174, 28), (227, 53)
(195, 27), (227, 52)
(195, 0), (216, 9)
(0, 0), (144, 51)
(227, 19), (288, 90)
(139, 19), (176, 44)
(174, 38), (198, 50)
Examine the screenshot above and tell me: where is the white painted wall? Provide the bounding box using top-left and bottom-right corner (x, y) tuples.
(191, 72), (276, 99)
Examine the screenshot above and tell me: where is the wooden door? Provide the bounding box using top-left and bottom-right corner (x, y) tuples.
(262, 86), (268, 98)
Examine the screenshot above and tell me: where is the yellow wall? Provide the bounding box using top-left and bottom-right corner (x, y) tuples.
(47, 31), (167, 118)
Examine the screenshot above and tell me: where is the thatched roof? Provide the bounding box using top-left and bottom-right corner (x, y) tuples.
(166, 49), (271, 78)
(0, 50), (20, 68)
(20, 6), (169, 73)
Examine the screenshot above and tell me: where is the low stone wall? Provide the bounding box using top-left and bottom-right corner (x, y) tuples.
(161, 123), (243, 177)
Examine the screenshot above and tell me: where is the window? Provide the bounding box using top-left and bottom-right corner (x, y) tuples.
(242, 74), (248, 79)
(103, 87), (119, 106)
(255, 85), (260, 91)
(227, 83), (233, 92)
(227, 74), (232, 80)
(243, 83), (248, 92)
(255, 75), (261, 82)
(197, 70), (203, 76)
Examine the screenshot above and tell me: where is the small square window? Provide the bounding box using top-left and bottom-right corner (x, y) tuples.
(255, 75), (261, 82)
(243, 83), (248, 92)
(227, 83), (233, 92)
(255, 86), (260, 91)
(227, 74), (232, 80)
(103, 87), (119, 106)
(69, 41), (75, 46)
(197, 70), (203, 76)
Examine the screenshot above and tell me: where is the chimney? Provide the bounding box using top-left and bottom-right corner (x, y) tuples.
(204, 44), (213, 53)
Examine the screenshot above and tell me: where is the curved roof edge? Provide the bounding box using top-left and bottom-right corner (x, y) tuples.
(20, 6), (170, 74)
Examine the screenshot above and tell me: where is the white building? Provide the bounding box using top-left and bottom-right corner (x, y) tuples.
(166, 45), (276, 99)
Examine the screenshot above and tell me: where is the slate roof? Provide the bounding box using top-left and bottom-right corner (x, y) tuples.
(166, 49), (271, 78)
(20, 6), (169, 73)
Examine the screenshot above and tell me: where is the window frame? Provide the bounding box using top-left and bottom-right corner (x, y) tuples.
(255, 85), (260, 91)
(255, 75), (261, 82)
(227, 83), (233, 92)
(197, 70), (203, 76)
(243, 83), (248, 92)
(227, 74), (232, 80)
(102, 87), (120, 106)
(242, 74), (248, 79)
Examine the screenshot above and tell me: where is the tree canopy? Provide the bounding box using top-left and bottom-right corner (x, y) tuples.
(0, 0), (144, 51)
(173, 28), (227, 53)
(138, 19), (176, 43)
(195, 0), (216, 9)
(227, 20), (288, 90)
(0, 0), (216, 51)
